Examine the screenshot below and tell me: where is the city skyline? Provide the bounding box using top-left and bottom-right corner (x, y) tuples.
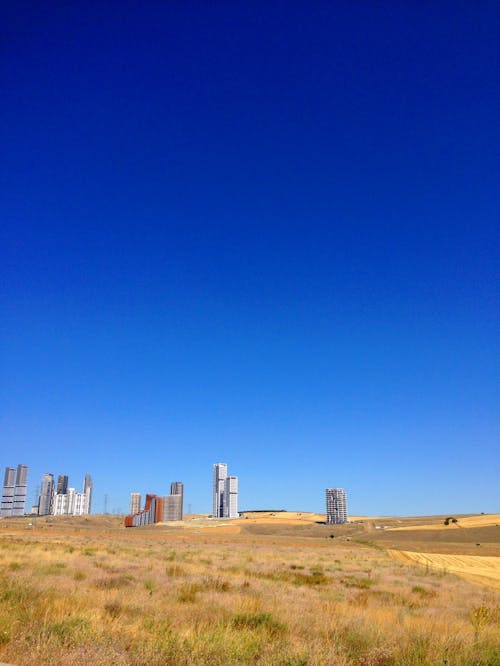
(1, 4), (497, 517)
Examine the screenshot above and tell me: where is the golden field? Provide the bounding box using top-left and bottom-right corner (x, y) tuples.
(0, 512), (498, 665)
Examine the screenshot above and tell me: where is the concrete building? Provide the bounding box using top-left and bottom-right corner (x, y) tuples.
(223, 476), (238, 518)
(126, 481), (184, 527)
(57, 475), (68, 495)
(162, 494), (183, 521)
(47, 474), (92, 516)
(170, 481), (184, 519)
(38, 473), (55, 516)
(83, 474), (93, 514)
(130, 492), (141, 514)
(1, 467), (16, 517)
(212, 463), (227, 518)
(326, 488), (348, 524)
(125, 494), (163, 527)
(213, 463), (238, 518)
(12, 465), (28, 517)
(1, 465), (28, 518)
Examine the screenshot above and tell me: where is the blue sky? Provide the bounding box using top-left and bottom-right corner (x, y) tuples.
(1, 3), (498, 515)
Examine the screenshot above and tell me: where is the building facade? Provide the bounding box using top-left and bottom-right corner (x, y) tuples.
(83, 474), (93, 513)
(213, 463), (238, 518)
(1, 467), (16, 517)
(162, 493), (183, 521)
(12, 465), (28, 517)
(125, 481), (184, 527)
(125, 493), (163, 527)
(170, 481), (184, 519)
(212, 463), (227, 518)
(57, 474), (68, 495)
(130, 492), (141, 514)
(40, 473), (92, 516)
(223, 476), (238, 518)
(0, 465), (29, 518)
(38, 473), (55, 516)
(326, 488), (348, 524)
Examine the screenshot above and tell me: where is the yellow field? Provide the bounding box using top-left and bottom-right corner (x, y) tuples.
(387, 513), (500, 531)
(388, 550), (500, 590)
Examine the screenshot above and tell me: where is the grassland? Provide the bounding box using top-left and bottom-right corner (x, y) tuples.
(0, 513), (498, 665)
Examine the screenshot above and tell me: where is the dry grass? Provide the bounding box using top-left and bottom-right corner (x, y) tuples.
(387, 514), (500, 531)
(388, 550), (500, 590)
(0, 516), (498, 665)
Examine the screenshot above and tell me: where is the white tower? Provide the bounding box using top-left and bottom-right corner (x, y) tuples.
(223, 476), (238, 518)
(326, 488), (348, 524)
(212, 463), (227, 518)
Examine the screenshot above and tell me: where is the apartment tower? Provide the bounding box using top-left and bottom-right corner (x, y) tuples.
(38, 473), (55, 516)
(12, 465), (28, 517)
(162, 494), (183, 521)
(57, 475), (68, 495)
(83, 474), (93, 514)
(223, 476), (238, 518)
(130, 492), (141, 515)
(326, 488), (348, 524)
(212, 463), (227, 518)
(169, 481), (184, 520)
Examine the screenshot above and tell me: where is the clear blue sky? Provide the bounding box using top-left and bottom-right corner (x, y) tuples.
(1, 3), (498, 516)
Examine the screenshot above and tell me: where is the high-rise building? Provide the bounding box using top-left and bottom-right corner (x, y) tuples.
(130, 492), (141, 515)
(162, 494), (183, 521)
(125, 494), (163, 527)
(12, 465), (28, 517)
(326, 488), (348, 524)
(42, 473), (92, 517)
(212, 463), (238, 518)
(1, 465), (28, 518)
(1, 467), (16, 517)
(38, 473), (55, 516)
(212, 463), (227, 518)
(125, 482), (184, 528)
(170, 482), (184, 519)
(83, 474), (93, 514)
(223, 476), (238, 518)
(57, 475), (68, 495)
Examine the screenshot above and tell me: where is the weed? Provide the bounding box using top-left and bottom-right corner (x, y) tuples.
(411, 585), (437, 599)
(232, 612), (287, 636)
(46, 616), (92, 647)
(144, 577), (156, 594)
(165, 564), (185, 577)
(204, 577), (231, 592)
(104, 601), (122, 619)
(177, 583), (201, 603)
(341, 575), (375, 589)
(95, 574), (133, 589)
